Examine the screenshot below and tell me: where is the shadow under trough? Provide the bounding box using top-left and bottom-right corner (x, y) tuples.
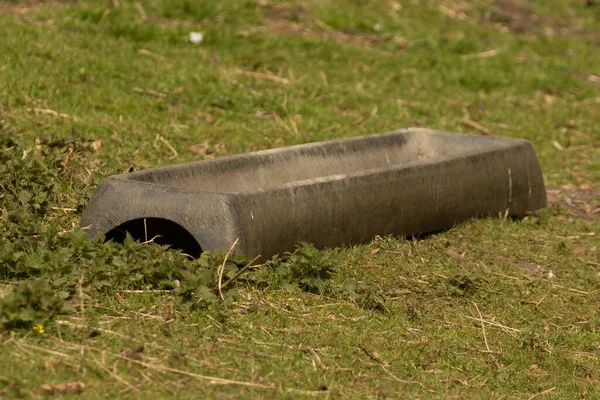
(105, 218), (202, 258)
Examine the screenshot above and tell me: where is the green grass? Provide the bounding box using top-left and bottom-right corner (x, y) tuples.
(1, 0), (599, 398)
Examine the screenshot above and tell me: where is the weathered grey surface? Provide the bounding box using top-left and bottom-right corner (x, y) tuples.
(81, 128), (547, 258)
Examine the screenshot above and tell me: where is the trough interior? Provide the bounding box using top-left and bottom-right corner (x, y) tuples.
(126, 131), (507, 193)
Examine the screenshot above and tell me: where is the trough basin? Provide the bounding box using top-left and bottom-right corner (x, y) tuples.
(81, 128), (546, 259)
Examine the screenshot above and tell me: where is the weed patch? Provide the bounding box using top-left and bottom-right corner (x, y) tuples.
(0, 279), (66, 330)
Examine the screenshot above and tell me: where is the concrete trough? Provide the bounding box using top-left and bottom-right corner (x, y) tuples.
(81, 128), (546, 258)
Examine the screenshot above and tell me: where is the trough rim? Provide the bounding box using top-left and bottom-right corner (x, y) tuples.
(118, 128), (533, 195)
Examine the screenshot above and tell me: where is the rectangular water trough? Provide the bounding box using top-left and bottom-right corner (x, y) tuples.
(81, 128), (547, 258)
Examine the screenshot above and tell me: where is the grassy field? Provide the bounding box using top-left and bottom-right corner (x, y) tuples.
(1, 0), (599, 398)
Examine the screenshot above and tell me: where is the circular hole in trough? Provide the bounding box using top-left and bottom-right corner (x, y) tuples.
(105, 218), (202, 258)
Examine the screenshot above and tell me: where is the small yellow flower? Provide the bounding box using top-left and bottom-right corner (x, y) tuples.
(33, 324), (45, 334)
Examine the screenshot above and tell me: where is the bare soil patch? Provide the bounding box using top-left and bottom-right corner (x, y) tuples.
(263, 2), (311, 23)
(0, 0), (73, 15)
(485, 0), (591, 39)
(546, 184), (600, 220)
(502, 256), (553, 280)
(262, 3), (408, 52)
(490, 0), (548, 34)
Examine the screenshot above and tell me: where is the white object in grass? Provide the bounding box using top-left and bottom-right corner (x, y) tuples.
(189, 32), (204, 44)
